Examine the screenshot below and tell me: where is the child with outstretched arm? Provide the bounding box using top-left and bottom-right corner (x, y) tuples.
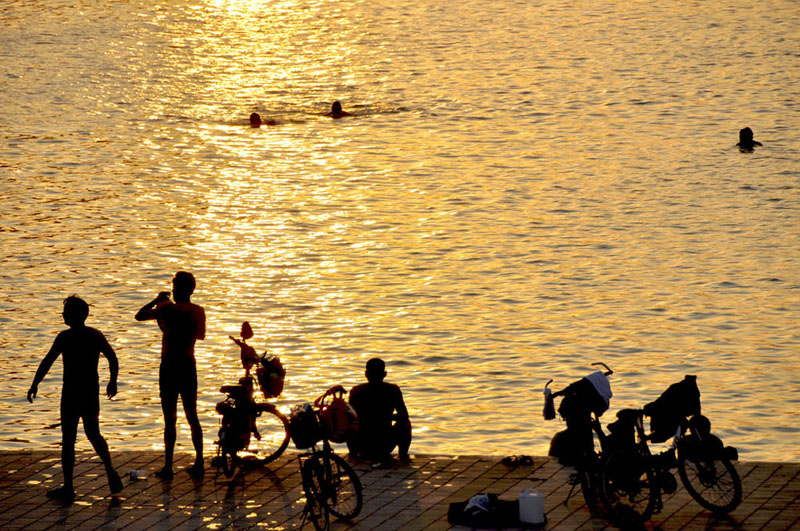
(27, 295), (123, 504)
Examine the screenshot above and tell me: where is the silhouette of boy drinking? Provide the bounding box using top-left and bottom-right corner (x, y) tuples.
(136, 271), (206, 479)
(348, 358), (412, 461)
(27, 295), (122, 504)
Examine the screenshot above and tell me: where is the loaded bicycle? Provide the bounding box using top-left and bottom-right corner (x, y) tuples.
(545, 367), (742, 528)
(600, 376), (742, 527)
(290, 386), (363, 531)
(213, 322), (290, 478)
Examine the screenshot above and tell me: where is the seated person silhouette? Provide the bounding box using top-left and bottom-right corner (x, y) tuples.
(27, 296), (123, 505)
(348, 358), (411, 461)
(249, 112), (276, 127)
(325, 101), (352, 119)
(736, 127), (762, 152)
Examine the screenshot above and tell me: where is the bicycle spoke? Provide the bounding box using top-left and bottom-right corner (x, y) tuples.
(241, 407), (290, 464)
(321, 452), (363, 519)
(679, 456), (742, 513)
(302, 457), (330, 531)
(600, 451), (658, 527)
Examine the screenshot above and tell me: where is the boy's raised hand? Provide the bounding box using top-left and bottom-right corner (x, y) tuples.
(27, 384), (37, 403)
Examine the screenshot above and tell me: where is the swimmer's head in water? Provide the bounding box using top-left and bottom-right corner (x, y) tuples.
(331, 101), (343, 114)
(739, 127), (754, 144)
(250, 113), (261, 126)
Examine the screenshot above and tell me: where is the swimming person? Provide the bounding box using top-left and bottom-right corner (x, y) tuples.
(250, 112), (276, 127)
(348, 358), (411, 461)
(27, 295), (123, 505)
(135, 271), (206, 479)
(326, 101), (352, 119)
(736, 127), (762, 152)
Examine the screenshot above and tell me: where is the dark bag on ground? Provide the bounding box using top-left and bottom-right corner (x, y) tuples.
(447, 494), (521, 528)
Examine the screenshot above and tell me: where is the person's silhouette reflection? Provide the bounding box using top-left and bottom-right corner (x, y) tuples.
(736, 127), (762, 152)
(27, 295), (122, 504)
(136, 271), (206, 480)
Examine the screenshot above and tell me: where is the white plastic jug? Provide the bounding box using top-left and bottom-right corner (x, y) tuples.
(518, 488), (545, 525)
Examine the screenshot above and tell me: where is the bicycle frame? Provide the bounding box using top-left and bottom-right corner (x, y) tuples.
(296, 394), (363, 530)
(213, 328), (291, 478)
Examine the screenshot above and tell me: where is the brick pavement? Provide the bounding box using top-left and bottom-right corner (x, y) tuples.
(0, 451), (797, 530)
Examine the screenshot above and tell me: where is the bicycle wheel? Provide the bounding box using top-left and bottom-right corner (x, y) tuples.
(320, 452), (363, 520)
(600, 450), (658, 527)
(302, 457), (330, 531)
(578, 467), (599, 514)
(678, 455), (742, 513)
(242, 405), (290, 464)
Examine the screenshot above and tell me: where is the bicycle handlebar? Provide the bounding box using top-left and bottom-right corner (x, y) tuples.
(591, 362), (613, 376)
(313, 385), (347, 408)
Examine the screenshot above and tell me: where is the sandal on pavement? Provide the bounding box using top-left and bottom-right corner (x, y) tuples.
(47, 486), (75, 505)
(108, 470), (123, 495)
(155, 467), (174, 481)
(186, 463), (205, 479)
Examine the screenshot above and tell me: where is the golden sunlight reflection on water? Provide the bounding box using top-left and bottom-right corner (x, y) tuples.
(1, 0), (799, 462)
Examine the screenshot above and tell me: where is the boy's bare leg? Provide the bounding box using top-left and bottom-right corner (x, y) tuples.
(157, 398), (178, 479)
(51, 413), (78, 503)
(182, 392), (204, 477)
(83, 415), (122, 494)
(394, 421), (412, 459)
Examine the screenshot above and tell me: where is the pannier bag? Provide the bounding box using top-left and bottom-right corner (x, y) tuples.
(603, 408), (640, 455)
(314, 386), (359, 443)
(557, 372), (612, 422)
(289, 403), (323, 449)
(643, 375), (701, 443)
(548, 427), (592, 466)
(678, 414), (739, 461)
(216, 399), (251, 452)
(319, 396), (358, 443)
(256, 355), (285, 399)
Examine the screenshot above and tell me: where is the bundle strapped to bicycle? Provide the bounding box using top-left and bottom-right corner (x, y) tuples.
(543, 366), (743, 528)
(544, 363), (613, 467)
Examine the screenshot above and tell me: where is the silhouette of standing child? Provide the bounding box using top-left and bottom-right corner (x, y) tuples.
(27, 295), (122, 504)
(135, 271), (206, 479)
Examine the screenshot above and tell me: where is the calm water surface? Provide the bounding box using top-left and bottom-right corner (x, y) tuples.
(1, 0), (799, 462)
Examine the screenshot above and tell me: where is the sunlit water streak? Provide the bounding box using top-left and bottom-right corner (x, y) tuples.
(1, 0), (798, 462)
